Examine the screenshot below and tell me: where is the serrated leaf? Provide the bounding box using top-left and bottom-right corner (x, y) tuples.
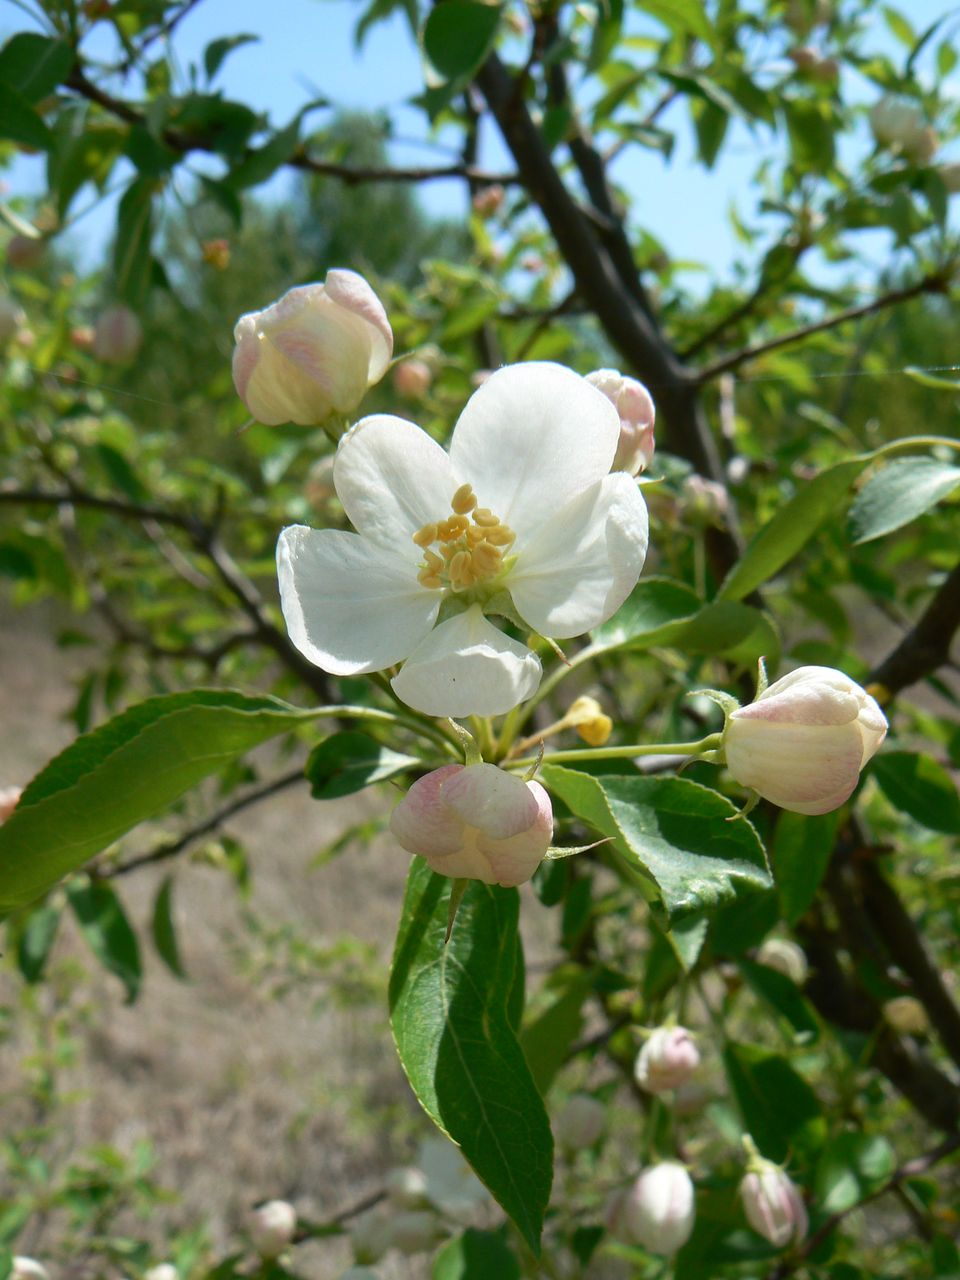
(423, 1), (502, 82)
(871, 752), (960, 834)
(67, 879), (142, 1003)
(152, 876), (186, 979)
(541, 767), (771, 923)
(305, 732), (418, 800)
(0, 33), (72, 102)
(0, 690), (315, 916)
(389, 861), (552, 1254)
(848, 456), (960, 544)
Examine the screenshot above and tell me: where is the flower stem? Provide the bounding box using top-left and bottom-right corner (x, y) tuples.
(308, 703), (457, 754)
(506, 732), (723, 772)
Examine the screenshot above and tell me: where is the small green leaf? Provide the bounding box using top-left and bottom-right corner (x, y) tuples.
(113, 177), (154, 307)
(872, 752), (960, 834)
(723, 1041), (825, 1161)
(0, 33), (72, 102)
(815, 1132), (896, 1213)
(423, 2), (502, 82)
(0, 83), (53, 150)
(642, 0), (717, 47)
(519, 966), (592, 1094)
(203, 34), (259, 82)
(67, 879), (142, 1003)
(389, 861), (552, 1254)
(591, 577), (700, 651)
(17, 904), (61, 983)
(305, 732), (418, 800)
(848, 457), (960, 544)
(882, 5), (915, 47)
(739, 958), (819, 1043)
(433, 1228), (521, 1280)
(152, 876), (186, 979)
(772, 810), (840, 924)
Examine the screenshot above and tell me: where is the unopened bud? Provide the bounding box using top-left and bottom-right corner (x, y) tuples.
(393, 358), (433, 400)
(12, 1261), (50, 1280)
(883, 995), (929, 1035)
(869, 95), (927, 153)
(756, 937), (808, 985)
(70, 324), (95, 351)
(585, 369), (656, 476)
(0, 786), (22, 823)
(635, 1026), (700, 1095)
(232, 270), (393, 426)
(565, 695), (613, 747)
(144, 1266), (179, 1280)
(385, 1165), (430, 1209)
(202, 238), (230, 270)
(555, 1093), (606, 1149)
(681, 474), (729, 527)
(248, 1199), (297, 1258)
(93, 304), (143, 363)
(741, 1158), (807, 1248)
(472, 184), (505, 217)
(620, 1163), (696, 1255)
(390, 763), (553, 887)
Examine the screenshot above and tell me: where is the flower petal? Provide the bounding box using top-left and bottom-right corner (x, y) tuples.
(323, 268), (394, 382)
(334, 414), (456, 560)
(724, 720), (864, 815)
(391, 605), (542, 717)
(277, 525), (438, 675)
(448, 362), (621, 545)
(508, 472), (649, 637)
(439, 763), (539, 839)
(389, 765), (466, 857)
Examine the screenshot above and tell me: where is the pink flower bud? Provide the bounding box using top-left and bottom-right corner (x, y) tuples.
(555, 1093), (606, 1149)
(741, 1162), (807, 1248)
(93, 304), (143, 363)
(472, 184), (505, 217)
(389, 763), (553, 887)
(248, 1199), (297, 1258)
(634, 1026), (700, 1095)
(620, 1163), (696, 1255)
(393, 358), (433, 400)
(232, 270), (393, 426)
(0, 787), (22, 823)
(586, 369), (656, 475)
(724, 666), (887, 815)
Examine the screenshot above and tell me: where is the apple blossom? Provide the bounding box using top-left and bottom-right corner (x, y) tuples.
(144, 1266), (178, 1280)
(723, 666), (887, 815)
(555, 1093), (606, 1149)
(620, 1163), (696, 1254)
(232, 271), (392, 426)
(741, 1161), (807, 1248)
(586, 368), (656, 475)
(390, 762), (552, 886)
(277, 362), (649, 716)
(756, 937), (808, 986)
(634, 1026), (700, 1095)
(94, 305), (143, 363)
(248, 1199), (297, 1258)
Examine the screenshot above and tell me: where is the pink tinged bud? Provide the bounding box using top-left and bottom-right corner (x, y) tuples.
(0, 786), (22, 823)
(472, 183), (505, 217)
(389, 763), (553, 888)
(232, 270), (393, 426)
(621, 1163), (696, 1255)
(248, 1200), (297, 1258)
(555, 1093), (606, 1149)
(93, 305), (143, 363)
(741, 1165), (808, 1248)
(724, 666), (887, 816)
(634, 1027), (701, 1095)
(586, 369), (656, 475)
(393, 358), (433, 400)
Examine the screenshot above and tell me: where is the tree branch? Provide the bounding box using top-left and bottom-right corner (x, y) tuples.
(868, 559), (960, 700)
(697, 274), (951, 383)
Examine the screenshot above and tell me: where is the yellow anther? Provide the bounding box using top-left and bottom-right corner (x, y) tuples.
(451, 483), (477, 514)
(577, 715), (613, 747)
(413, 523), (438, 547)
(485, 525), (515, 547)
(448, 550), (471, 583)
(448, 514), (470, 536)
(473, 507), (499, 527)
(422, 550), (444, 573)
(466, 525), (486, 546)
(441, 543), (458, 562)
(417, 568), (443, 590)
(472, 542), (502, 573)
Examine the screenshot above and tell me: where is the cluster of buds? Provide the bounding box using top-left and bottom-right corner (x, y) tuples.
(635, 1025), (701, 1095)
(248, 1199), (297, 1259)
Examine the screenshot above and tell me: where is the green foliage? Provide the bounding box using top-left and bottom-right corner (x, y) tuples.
(305, 732), (418, 799)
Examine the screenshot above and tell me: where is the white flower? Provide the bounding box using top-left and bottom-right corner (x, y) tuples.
(277, 362), (649, 717)
(634, 1026), (700, 1095)
(741, 1162), (807, 1248)
(620, 1163), (696, 1255)
(233, 271), (393, 426)
(144, 1267), (178, 1280)
(248, 1199), (297, 1258)
(724, 666), (887, 815)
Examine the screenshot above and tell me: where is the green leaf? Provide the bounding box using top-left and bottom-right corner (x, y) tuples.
(785, 99), (835, 172)
(389, 860), (552, 1254)
(882, 6), (915, 47)
(772, 810), (840, 924)
(541, 767), (771, 923)
(113, 177), (154, 307)
(305, 732), (418, 800)
(848, 457), (960, 544)
(203, 34), (259, 82)
(871, 752), (960, 834)
(423, 2), (502, 82)
(903, 365), (960, 390)
(641, 0), (717, 48)
(0, 689), (314, 916)
(519, 966), (592, 1094)
(0, 83), (53, 150)
(17, 905), (61, 983)
(723, 1042), (825, 1161)
(433, 1228), (521, 1280)
(152, 876), (186, 979)
(739, 958), (819, 1043)
(719, 459), (866, 601)
(0, 33), (72, 102)
(590, 576), (700, 650)
(815, 1132), (895, 1213)
(67, 879), (142, 1003)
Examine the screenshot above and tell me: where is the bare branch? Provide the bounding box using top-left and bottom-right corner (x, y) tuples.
(869, 559), (960, 700)
(679, 240), (804, 360)
(0, 485), (200, 532)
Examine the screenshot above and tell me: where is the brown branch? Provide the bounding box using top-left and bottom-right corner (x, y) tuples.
(868, 559), (960, 700)
(105, 768), (305, 878)
(0, 485), (200, 532)
(697, 274), (951, 383)
(680, 240), (805, 360)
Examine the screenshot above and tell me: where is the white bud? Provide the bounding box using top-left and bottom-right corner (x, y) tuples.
(724, 666), (887, 815)
(248, 1199), (297, 1258)
(585, 368), (656, 475)
(12, 1261), (50, 1280)
(232, 270), (393, 426)
(387, 1210), (443, 1255)
(741, 1161), (807, 1248)
(756, 938), (808, 986)
(620, 1163), (696, 1255)
(385, 1165), (430, 1209)
(144, 1266), (178, 1280)
(554, 1094), (606, 1149)
(93, 305), (143, 363)
(634, 1027), (701, 1095)
(883, 995), (929, 1035)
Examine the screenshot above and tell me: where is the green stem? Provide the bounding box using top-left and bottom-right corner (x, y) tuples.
(308, 703), (457, 754)
(507, 732), (722, 772)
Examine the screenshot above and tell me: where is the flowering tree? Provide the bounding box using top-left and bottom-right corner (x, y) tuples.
(1, 0), (960, 1276)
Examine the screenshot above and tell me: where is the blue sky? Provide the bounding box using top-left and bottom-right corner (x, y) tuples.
(3, 0), (959, 280)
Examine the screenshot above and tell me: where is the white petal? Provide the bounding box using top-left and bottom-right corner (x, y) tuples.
(440, 763), (539, 839)
(724, 720), (864, 815)
(448, 362), (621, 545)
(277, 525), (438, 675)
(508, 472), (649, 637)
(334, 414), (456, 560)
(391, 605), (542, 717)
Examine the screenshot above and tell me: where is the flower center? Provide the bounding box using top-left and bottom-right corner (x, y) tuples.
(412, 483), (516, 592)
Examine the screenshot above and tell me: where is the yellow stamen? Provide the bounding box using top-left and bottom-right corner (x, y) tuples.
(485, 525), (515, 547)
(451, 483), (477, 514)
(472, 507), (499, 527)
(423, 550), (444, 573)
(466, 525), (486, 546)
(417, 568), (443, 589)
(471, 542), (502, 574)
(413, 523), (437, 547)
